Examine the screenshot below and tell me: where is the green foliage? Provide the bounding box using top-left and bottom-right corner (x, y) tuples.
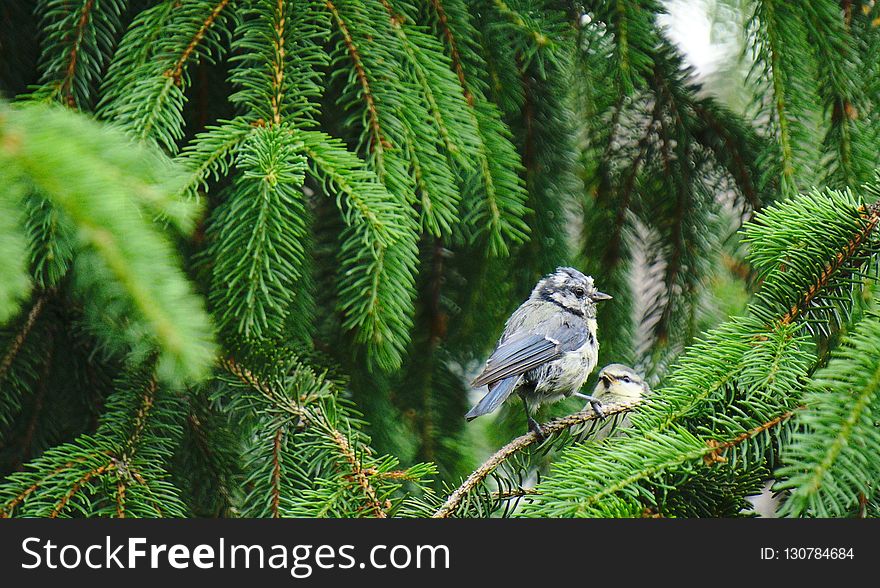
(99, 0), (237, 152)
(0, 102), (215, 385)
(217, 352), (435, 517)
(776, 305), (880, 517)
(299, 129), (419, 371)
(206, 127), (309, 342)
(0, 364), (188, 518)
(0, 182), (31, 321)
(2, 0), (880, 520)
(32, 0), (127, 109)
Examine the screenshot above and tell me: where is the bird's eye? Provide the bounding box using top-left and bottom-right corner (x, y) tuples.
(621, 376), (632, 383)
(573, 287), (586, 298)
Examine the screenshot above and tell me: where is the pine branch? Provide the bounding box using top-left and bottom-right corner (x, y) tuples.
(747, 0), (818, 196)
(425, 0), (530, 254)
(229, 0), (328, 127)
(177, 118), (256, 201)
(206, 125), (309, 341)
(167, 0), (232, 85)
(329, 428), (387, 518)
(325, 0), (388, 154)
(428, 0), (473, 105)
(298, 129), (418, 370)
(518, 408), (796, 517)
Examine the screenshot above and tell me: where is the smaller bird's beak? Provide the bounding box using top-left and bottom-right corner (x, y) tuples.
(591, 291), (612, 302)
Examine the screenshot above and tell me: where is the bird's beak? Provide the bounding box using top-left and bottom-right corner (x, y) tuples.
(591, 291), (612, 302)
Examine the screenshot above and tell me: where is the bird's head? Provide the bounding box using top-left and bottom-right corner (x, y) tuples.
(594, 364), (649, 402)
(530, 267), (612, 318)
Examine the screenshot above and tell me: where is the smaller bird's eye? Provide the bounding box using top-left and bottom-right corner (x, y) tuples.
(573, 287), (586, 298)
(621, 376), (632, 383)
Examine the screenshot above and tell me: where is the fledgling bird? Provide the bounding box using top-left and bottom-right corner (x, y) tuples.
(592, 364), (650, 405)
(590, 364), (650, 440)
(465, 267), (612, 438)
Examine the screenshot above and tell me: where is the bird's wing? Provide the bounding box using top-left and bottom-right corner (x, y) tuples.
(471, 319), (587, 387)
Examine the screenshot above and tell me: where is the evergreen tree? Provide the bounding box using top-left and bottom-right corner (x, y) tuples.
(1, 0), (879, 518)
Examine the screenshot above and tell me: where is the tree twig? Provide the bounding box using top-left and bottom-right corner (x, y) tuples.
(432, 400), (641, 518)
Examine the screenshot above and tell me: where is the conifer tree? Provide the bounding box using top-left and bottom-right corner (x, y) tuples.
(1, 0), (879, 518)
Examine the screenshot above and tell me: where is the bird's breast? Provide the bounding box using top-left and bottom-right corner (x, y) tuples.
(530, 338), (598, 400)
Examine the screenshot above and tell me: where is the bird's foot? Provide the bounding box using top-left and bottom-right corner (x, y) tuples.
(574, 393), (606, 418)
(527, 417), (546, 441)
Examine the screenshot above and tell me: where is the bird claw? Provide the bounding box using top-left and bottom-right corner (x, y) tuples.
(578, 394), (605, 419)
(574, 392), (605, 418)
(527, 417), (546, 441)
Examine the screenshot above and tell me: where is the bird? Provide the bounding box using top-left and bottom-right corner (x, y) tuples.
(589, 364), (650, 440)
(592, 364), (650, 405)
(465, 267), (612, 438)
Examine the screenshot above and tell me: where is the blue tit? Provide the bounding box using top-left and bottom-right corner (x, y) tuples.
(590, 364), (650, 440)
(465, 267), (612, 438)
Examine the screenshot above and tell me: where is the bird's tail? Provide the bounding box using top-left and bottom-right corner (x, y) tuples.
(465, 376), (520, 421)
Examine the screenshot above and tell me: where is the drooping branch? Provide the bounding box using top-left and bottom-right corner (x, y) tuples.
(165, 0), (233, 85)
(432, 400), (641, 518)
(429, 0), (473, 105)
(59, 0), (96, 107)
(324, 0), (389, 152)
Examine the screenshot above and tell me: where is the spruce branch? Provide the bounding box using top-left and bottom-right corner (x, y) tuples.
(779, 200), (880, 326)
(519, 407), (796, 518)
(270, 427), (283, 518)
(57, 0), (95, 107)
(324, 0), (388, 153)
(776, 303), (880, 517)
(219, 355), (431, 517)
(166, 0), (233, 85)
(33, 0), (125, 109)
(0, 456), (90, 517)
(100, 0), (237, 152)
(429, 0), (473, 105)
(1, 102), (215, 385)
(298, 129), (418, 370)
(425, 0), (530, 253)
(1, 367), (185, 518)
(329, 428), (387, 518)
(432, 400), (641, 518)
